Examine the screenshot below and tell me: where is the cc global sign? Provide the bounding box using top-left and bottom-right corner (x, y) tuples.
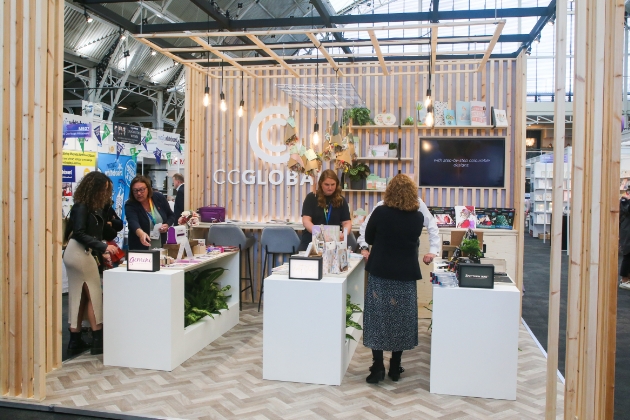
(212, 106), (313, 186)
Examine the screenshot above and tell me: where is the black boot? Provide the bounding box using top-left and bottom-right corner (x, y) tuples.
(388, 351), (403, 381)
(366, 350), (385, 384)
(67, 329), (91, 356)
(91, 329), (103, 355)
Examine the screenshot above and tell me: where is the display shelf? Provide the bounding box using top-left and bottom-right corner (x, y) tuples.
(357, 156), (413, 161)
(348, 124), (498, 130)
(349, 124), (414, 130)
(342, 189), (385, 193)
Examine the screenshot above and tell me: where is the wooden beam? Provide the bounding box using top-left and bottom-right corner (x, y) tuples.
(367, 30), (389, 76)
(305, 33), (344, 77)
(477, 21), (506, 72)
(245, 35), (300, 78)
(134, 37), (215, 78)
(545, 0), (567, 417)
(189, 37), (257, 78)
(430, 28), (438, 71)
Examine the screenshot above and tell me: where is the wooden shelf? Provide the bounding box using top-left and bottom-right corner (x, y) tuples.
(349, 124), (413, 130)
(342, 189), (385, 193)
(358, 156), (413, 161)
(349, 124), (502, 130)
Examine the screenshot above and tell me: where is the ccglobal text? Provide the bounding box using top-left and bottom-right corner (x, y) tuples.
(213, 169), (313, 186)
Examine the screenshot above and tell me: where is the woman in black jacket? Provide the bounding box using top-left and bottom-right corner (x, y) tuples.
(363, 174), (425, 384)
(63, 172), (120, 355)
(125, 175), (176, 250)
(620, 188), (630, 289)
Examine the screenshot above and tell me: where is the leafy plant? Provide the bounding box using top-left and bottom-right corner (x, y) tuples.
(184, 267), (231, 327)
(347, 161), (371, 182)
(346, 294), (363, 341)
(423, 300), (433, 331)
(459, 238), (482, 258)
(343, 107), (374, 126)
(403, 116), (414, 125)
(388, 142), (398, 150)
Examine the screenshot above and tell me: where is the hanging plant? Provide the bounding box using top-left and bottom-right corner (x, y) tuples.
(346, 294), (363, 341)
(184, 267), (231, 327)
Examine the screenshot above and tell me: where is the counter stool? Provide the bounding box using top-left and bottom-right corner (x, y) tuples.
(258, 227), (301, 312)
(207, 225), (256, 310)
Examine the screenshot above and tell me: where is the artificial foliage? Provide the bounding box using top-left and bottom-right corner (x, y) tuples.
(343, 107), (374, 126)
(345, 294), (363, 341)
(388, 142), (398, 150)
(403, 116), (415, 125)
(184, 267), (231, 327)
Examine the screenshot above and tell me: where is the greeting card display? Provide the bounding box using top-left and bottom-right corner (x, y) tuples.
(434, 101), (448, 126)
(470, 101), (487, 126)
(455, 205), (476, 229)
(475, 208), (515, 230)
(429, 207), (456, 227)
(456, 101), (471, 125)
(443, 109), (456, 126)
(491, 107), (509, 127)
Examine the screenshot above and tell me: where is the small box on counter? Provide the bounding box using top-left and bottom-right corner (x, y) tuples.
(289, 256), (323, 280)
(127, 250), (161, 272)
(458, 263), (494, 289)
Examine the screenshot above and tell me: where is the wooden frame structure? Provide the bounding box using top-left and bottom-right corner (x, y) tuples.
(135, 20), (506, 78)
(0, 0), (64, 400)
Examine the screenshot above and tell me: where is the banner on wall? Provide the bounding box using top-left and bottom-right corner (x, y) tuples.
(113, 122), (141, 144)
(62, 116), (92, 139)
(98, 153), (137, 247)
(61, 151), (97, 218)
(82, 101), (104, 120)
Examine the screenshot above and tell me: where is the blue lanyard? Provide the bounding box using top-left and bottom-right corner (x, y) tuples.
(145, 199), (156, 225)
(323, 202), (332, 225)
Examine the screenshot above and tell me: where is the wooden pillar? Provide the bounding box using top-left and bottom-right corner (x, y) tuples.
(564, 0), (624, 418)
(0, 0), (64, 400)
(514, 54), (527, 298)
(545, 0), (567, 417)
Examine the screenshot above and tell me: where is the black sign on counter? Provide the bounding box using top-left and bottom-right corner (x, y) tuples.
(458, 263), (495, 289)
(113, 122), (142, 144)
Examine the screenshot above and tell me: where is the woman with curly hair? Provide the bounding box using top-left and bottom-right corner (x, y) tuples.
(63, 172), (120, 355)
(299, 169), (352, 251)
(363, 174), (427, 384)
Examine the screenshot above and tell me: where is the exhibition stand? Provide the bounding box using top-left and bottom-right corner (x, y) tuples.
(262, 259), (365, 386)
(103, 252), (239, 371)
(430, 278), (520, 400)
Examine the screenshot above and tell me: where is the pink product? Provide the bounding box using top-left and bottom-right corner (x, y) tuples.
(207, 246), (224, 253)
(198, 205), (226, 223)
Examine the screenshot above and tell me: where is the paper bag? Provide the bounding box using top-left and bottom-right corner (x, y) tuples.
(335, 148), (353, 163)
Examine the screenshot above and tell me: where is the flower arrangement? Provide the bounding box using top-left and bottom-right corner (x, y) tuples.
(178, 210), (200, 227)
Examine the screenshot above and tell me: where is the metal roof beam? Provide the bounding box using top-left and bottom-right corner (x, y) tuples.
(516, 0), (556, 55)
(430, 0), (440, 23)
(310, 0), (354, 59)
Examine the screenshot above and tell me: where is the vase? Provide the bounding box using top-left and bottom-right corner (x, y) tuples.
(350, 179), (365, 190)
(388, 149), (398, 158)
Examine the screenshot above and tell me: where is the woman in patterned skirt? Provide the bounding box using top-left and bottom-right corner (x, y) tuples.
(363, 174), (429, 383)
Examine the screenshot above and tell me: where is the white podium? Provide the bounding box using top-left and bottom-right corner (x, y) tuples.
(103, 252), (240, 371)
(430, 283), (520, 400)
(262, 259), (365, 386)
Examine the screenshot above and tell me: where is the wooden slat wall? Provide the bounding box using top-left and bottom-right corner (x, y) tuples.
(564, 0), (624, 418)
(186, 60), (519, 300)
(0, 0), (64, 400)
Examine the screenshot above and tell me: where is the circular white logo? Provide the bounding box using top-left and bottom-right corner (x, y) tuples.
(248, 106), (290, 165)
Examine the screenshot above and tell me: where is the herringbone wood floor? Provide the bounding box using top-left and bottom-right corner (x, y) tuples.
(43, 305), (563, 419)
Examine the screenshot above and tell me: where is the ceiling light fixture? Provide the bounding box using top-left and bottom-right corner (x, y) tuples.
(118, 105), (127, 110)
(220, 60), (227, 112)
(238, 70), (244, 117)
(151, 50), (157, 56)
(123, 50), (130, 58)
(203, 20), (211, 108)
(534, 34), (541, 44)
(311, 7), (319, 146)
(84, 7), (93, 23)
(526, 46), (532, 55)
(424, 31), (435, 128)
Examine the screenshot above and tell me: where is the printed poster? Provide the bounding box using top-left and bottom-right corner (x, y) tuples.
(455, 205), (476, 229)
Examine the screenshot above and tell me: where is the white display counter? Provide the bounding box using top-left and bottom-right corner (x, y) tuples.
(430, 282), (520, 400)
(103, 252), (240, 371)
(262, 259), (365, 386)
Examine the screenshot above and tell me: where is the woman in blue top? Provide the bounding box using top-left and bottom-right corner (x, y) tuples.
(299, 169), (352, 251)
(125, 175), (176, 250)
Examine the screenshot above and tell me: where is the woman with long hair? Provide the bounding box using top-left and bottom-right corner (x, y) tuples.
(125, 175), (176, 250)
(363, 174), (425, 383)
(299, 169), (352, 251)
(63, 171), (119, 355)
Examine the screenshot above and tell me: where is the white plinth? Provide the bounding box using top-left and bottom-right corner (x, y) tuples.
(263, 259), (365, 386)
(103, 252), (240, 371)
(430, 283), (520, 400)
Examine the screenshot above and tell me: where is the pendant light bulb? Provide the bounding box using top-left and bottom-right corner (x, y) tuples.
(220, 92), (227, 112)
(424, 89), (432, 108)
(425, 111), (434, 127)
(238, 99), (244, 117)
(312, 122), (320, 145)
(203, 86), (210, 107)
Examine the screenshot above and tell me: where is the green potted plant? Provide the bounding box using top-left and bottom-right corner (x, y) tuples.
(459, 238), (482, 263)
(388, 142), (398, 158)
(402, 116), (414, 126)
(347, 161), (371, 190)
(343, 107), (374, 126)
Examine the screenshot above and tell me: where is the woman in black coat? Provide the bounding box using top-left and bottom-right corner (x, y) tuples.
(125, 175), (176, 250)
(620, 188), (630, 289)
(363, 174), (426, 384)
